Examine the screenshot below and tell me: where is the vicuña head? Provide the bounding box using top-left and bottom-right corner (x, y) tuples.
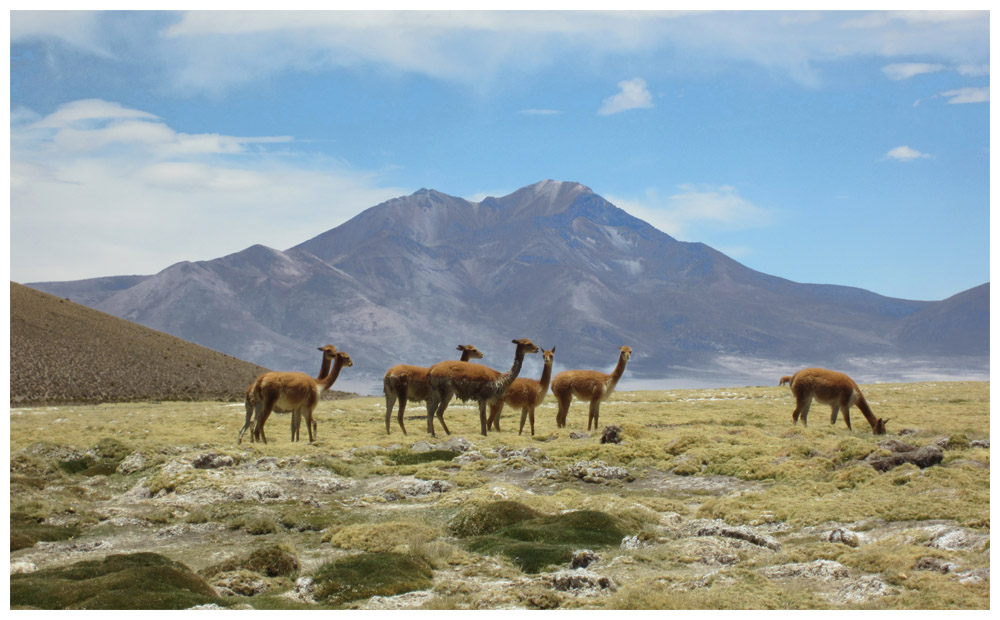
(783, 367), (888, 435)
(383, 344), (485, 436)
(426, 338), (540, 437)
(552, 345), (631, 431)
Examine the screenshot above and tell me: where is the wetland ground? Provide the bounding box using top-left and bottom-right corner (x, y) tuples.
(9, 381), (990, 609)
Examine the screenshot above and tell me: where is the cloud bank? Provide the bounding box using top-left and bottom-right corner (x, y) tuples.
(10, 10), (990, 96)
(10, 99), (405, 282)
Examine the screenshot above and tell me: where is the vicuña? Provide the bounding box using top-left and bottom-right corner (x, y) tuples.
(782, 367), (888, 435)
(426, 338), (540, 437)
(383, 344), (484, 435)
(238, 345), (337, 444)
(242, 350), (353, 444)
(552, 345), (631, 431)
(487, 346), (556, 436)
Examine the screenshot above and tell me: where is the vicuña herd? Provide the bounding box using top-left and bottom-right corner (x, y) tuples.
(237, 340), (888, 444)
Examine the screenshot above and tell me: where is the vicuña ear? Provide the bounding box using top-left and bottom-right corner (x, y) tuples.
(511, 339), (519, 345)
(551, 345), (556, 352)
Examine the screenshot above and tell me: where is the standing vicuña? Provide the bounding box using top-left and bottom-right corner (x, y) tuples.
(383, 344), (484, 435)
(245, 351), (353, 444)
(552, 345), (631, 431)
(238, 345), (337, 444)
(426, 338), (540, 437)
(486, 346), (555, 436)
(290, 351), (353, 442)
(782, 367), (888, 435)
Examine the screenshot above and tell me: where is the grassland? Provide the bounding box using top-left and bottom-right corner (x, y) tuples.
(9, 381), (989, 609)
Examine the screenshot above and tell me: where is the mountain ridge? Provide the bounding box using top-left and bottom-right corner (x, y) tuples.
(27, 180), (988, 394)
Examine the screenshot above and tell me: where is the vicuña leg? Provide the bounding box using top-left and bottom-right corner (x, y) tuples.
(839, 397), (853, 431)
(395, 395), (409, 436)
(555, 391), (571, 428)
(238, 398), (255, 444)
(587, 399), (601, 431)
(519, 406), (533, 436)
(437, 394), (452, 435)
(487, 401), (504, 432)
(253, 396), (277, 444)
(478, 401), (490, 437)
(384, 384), (398, 435)
(427, 392), (453, 437)
(792, 393), (813, 427)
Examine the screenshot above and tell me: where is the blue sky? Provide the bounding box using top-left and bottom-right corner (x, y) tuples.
(8, 8), (991, 301)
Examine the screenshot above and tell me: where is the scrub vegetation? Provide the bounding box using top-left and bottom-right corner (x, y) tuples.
(9, 381), (989, 609)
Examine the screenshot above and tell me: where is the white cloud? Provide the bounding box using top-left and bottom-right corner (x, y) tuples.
(598, 78), (653, 116)
(956, 64), (989, 77)
(17, 99), (293, 156)
(30, 98), (160, 128)
(936, 86), (989, 104)
(9, 10), (111, 57)
(885, 145), (931, 161)
(12, 11), (988, 96)
(882, 62), (944, 80)
(606, 184), (773, 239)
(10, 99), (406, 283)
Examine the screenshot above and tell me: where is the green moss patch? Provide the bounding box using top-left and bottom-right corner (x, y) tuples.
(279, 505), (344, 532)
(10, 512), (81, 551)
(325, 521), (440, 553)
(447, 500), (543, 537)
(56, 438), (132, 477)
(461, 509), (627, 573)
(312, 552), (433, 606)
(10, 552), (221, 610)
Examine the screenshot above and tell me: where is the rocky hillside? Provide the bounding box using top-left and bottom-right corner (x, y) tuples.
(10, 282), (346, 405)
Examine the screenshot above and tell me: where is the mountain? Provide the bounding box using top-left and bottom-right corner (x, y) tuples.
(27, 180), (989, 394)
(10, 282), (272, 405)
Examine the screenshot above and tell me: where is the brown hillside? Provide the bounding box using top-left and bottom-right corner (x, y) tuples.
(11, 281), (319, 405)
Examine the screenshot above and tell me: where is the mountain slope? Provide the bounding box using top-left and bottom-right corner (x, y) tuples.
(28, 180), (988, 393)
(10, 282), (272, 405)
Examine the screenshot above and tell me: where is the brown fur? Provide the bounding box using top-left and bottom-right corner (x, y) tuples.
(487, 346), (555, 436)
(779, 375), (792, 386)
(243, 351), (353, 444)
(552, 345), (631, 431)
(238, 345), (336, 444)
(784, 367), (888, 435)
(383, 344), (484, 435)
(426, 338), (540, 437)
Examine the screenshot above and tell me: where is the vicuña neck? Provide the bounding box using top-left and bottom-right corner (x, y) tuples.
(609, 354), (629, 387)
(320, 359), (344, 391)
(539, 359), (554, 392)
(317, 356), (333, 381)
(500, 346), (527, 390)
